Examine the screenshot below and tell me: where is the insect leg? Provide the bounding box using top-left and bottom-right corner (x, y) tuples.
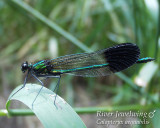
(36, 74), (61, 93)
(40, 75), (61, 108)
(33, 74), (61, 108)
(53, 75), (61, 105)
(9, 70), (30, 100)
(31, 72), (44, 109)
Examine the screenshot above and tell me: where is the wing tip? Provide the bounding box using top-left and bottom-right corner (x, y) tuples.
(104, 43), (140, 72)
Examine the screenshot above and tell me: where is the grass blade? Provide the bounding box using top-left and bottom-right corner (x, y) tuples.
(6, 84), (86, 128)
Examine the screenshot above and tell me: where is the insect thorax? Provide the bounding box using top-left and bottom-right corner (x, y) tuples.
(32, 60), (55, 75)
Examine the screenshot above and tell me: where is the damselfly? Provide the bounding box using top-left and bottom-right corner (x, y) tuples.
(10, 43), (154, 107)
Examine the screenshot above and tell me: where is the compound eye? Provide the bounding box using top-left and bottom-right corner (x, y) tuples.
(21, 61), (28, 73)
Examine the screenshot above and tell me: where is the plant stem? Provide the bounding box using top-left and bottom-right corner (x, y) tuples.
(0, 109), (8, 116)
(1, 104), (160, 116)
(75, 104), (160, 114)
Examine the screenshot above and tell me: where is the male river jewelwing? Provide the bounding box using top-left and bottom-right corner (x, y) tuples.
(9, 43), (154, 108)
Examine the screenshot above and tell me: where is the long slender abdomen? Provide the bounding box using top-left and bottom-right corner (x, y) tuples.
(136, 57), (155, 63)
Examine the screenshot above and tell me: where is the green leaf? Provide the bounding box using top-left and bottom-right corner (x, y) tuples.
(6, 84), (86, 128)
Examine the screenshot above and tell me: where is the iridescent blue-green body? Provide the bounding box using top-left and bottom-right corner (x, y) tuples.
(17, 43), (155, 108)
(21, 43), (154, 77)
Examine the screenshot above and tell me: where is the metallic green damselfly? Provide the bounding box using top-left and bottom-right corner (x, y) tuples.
(10, 43), (154, 108)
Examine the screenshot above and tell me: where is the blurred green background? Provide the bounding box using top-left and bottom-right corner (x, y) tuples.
(0, 0), (160, 128)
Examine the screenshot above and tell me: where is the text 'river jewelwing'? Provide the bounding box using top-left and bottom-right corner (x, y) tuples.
(9, 43), (154, 108)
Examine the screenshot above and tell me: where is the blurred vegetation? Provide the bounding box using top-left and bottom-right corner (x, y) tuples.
(0, 0), (160, 128)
